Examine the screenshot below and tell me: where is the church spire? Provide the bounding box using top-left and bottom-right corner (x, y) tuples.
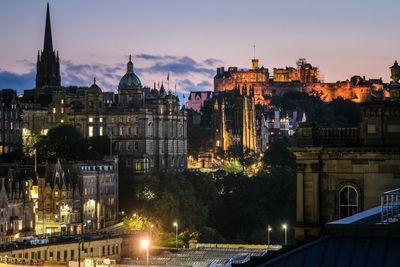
(35, 3), (61, 91)
(44, 2), (53, 53)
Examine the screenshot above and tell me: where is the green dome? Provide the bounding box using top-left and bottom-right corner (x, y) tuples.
(119, 55), (142, 88)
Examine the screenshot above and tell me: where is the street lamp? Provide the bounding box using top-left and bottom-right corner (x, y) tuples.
(267, 225), (272, 245)
(173, 221), (178, 248)
(141, 239), (149, 267)
(282, 224), (287, 245)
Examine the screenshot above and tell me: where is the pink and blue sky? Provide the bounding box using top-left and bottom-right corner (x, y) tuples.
(0, 0), (399, 98)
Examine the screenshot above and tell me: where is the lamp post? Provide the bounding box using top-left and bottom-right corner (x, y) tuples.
(267, 225), (272, 245)
(77, 238), (84, 267)
(141, 239), (149, 267)
(282, 224), (287, 245)
(173, 221), (178, 248)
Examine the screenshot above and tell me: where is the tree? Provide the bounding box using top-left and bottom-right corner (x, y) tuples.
(34, 125), (88, 162)
(263, 138), (296, 170)
(187, 125), (212, 158)
(328, 97), (362, 125)
(88, 135), (110, 159)
(132, 171), (209, 232)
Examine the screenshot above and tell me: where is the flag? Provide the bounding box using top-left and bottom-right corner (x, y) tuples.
(167, 72), (169, 81)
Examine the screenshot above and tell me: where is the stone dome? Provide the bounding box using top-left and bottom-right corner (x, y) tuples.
(88, 77), (102, 94)
(119, 55), (142, 89)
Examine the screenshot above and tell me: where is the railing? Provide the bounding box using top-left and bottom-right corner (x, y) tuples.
(314, 126), (359, 144)
(381, 188), (400, 224)
(298, 124), (360, 146)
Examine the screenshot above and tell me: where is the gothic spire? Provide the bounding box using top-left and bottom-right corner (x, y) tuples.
(35, 3), (61, 90)
(44, 2), (53, 53)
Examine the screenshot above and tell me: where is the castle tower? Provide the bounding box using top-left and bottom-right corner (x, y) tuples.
(389, 60), (400, 99)
(35, 3), (61, 90)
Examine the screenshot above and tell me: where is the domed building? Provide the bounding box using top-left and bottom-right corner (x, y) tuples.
(25, 53), (187, 180)
(118, 55), (144, 107)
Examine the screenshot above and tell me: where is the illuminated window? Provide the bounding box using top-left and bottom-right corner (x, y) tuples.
(52, 107), (56, 114)
(88, 126), (94, 137)
(99, 117), (103, 123)
(89, 117), (93, 123)
(99, 126), (103, 136)
(61, 99), (64, 104)
(61, 107), (64, 114)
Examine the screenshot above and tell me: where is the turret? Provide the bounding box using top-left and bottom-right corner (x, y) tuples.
(390, 60), (400, 84)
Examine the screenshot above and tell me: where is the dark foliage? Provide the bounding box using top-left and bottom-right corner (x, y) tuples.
(187, 126), (212, 158)
(279, 92), (362, 125)
(34, 125), (88, 162)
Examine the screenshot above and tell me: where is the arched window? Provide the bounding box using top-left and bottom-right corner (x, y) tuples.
(339, 185), (359, 219)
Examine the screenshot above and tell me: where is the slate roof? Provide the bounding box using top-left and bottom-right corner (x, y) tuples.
(258, 233), (400, 267)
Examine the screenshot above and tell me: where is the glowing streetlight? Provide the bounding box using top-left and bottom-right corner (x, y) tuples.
(173, 221), (178, 248)
(267, 225), (272, 245)
(282, 224), (288, 245)
(141, 239), (149, 267)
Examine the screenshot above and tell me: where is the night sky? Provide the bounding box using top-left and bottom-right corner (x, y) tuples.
(0, 0), (399, 98)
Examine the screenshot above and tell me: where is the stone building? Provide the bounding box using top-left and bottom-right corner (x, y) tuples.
(35, 158), (119, 235)
(0, 156), (119, 239)
(34, 160), (81, 235)
(264, 108), (306, 143)
(214, 58), (269, 105)
(0, 90), (23, 155)
(20, 4), (187, 175)
(0, 166), (35, 241)
(212, 86), (257, 154)
(292, 61), (400, 240)
(75, 159), (119, 232)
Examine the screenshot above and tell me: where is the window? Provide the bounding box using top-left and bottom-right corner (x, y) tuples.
(100, 126), (103, 136)
(99, 117), (103, 123)
(52, 107), (56, 114)
(339, 185), (359, 219)
(61, 107), (64, 114)
(89, 117), (93, 123)
(61, 99), (64, 104)
(89, 126), (94, 137)
(367, 124), (376, 134)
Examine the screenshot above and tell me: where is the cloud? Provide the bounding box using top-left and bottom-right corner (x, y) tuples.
(197, 80), (212, 88)
(0, 53), (223, 101)
(0, 70), (35, 91)
(60, 60), (124, 90)
(204, 58), (223, 66)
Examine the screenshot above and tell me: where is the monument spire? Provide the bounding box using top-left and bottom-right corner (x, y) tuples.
(44, 2), (53, 53)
